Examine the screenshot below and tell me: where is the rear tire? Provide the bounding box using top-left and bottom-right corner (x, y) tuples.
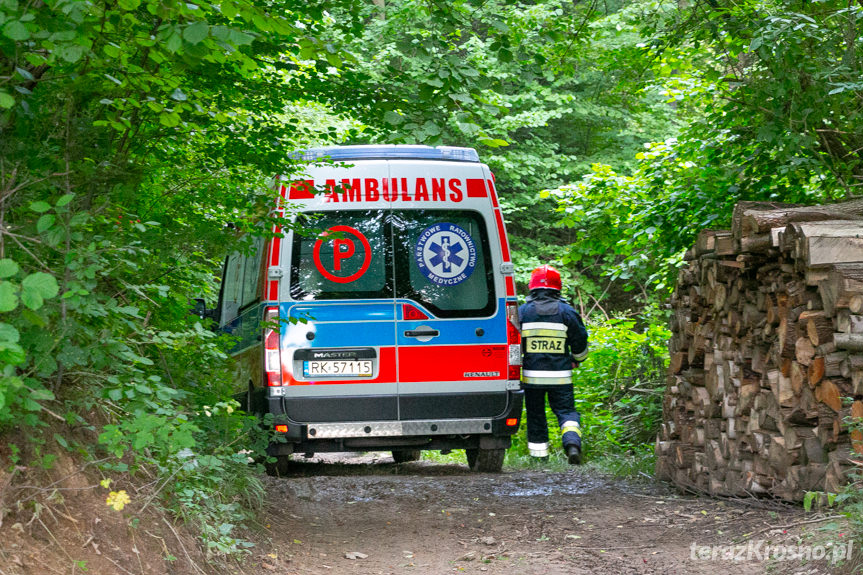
(392, 450), (421, 463)
(465, 448), (505, 472)
(265, 455), (292, 477)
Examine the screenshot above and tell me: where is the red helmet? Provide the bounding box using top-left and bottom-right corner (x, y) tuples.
(528, 265), (562, 291)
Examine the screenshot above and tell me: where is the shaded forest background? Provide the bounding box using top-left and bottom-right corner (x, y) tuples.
(0, 0), (861, 556)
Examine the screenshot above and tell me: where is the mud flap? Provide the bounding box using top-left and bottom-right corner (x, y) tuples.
(479, 435), (511, 450)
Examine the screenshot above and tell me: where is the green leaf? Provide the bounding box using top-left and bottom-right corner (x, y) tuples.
(22, 308), (46, 327)
(0, 323), (20, 343)
(803, 491), (816, 512)
(20, 289), (43, 311)
(383, 111), (404, 125)
(2, 20), (29, 41)
(160, 111), (181, 127)
(20, 273), (59, 310)
(456, 122), (481, 136)
(220, 1), (238, 19)
(0, 91), (15, 109)
(0, 341), (25, 365)
(55, 193), (75, 207)
(0, 282), (18, 312)
(37, 214), (55, 233)
(0, 259), (19, 279)
(183, 21), (209, 45)
(30, 388), (55, 401)
(228, 29), (254, 46)
(479, 138), (509, 148)
(35, 354), (57, 376)
(117, 0), (140, 9)
(56, 44), (86, 63)
(103, 43), (121, 58)
(22, 273), (59, 299)
(166, 31), (182, 53)
(30, 201), (51, 213)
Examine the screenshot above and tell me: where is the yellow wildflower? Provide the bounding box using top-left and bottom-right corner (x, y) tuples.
(100, 478), (112, 489)
(106, 490), (131, 511)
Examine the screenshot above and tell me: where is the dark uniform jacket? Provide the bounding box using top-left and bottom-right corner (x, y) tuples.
(518, 289), (588, 386)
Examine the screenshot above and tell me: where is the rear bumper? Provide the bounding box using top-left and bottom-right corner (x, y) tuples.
(267, 390), (522, 455)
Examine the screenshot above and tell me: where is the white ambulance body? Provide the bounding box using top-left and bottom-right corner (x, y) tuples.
(218, 145), (522, 473)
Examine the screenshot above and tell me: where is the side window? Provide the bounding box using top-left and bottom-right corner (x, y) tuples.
(221, 253), (243, 325)
(240, 236), (264, 308)
(290, 210), (392, 300)
(393, 209), (495, 318)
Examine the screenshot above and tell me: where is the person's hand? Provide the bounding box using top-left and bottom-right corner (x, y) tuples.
(572, 361), (580, 369)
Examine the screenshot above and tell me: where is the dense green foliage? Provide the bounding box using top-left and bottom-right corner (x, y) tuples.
(547, 0), (862, 293)
(2, 0), (862, 558)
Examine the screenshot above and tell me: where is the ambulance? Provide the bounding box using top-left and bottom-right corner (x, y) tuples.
(216, 145), (522, 473)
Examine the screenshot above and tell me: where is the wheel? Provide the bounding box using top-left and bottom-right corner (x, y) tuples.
(465, 448), (505, 472)
(392, 449), (421, 463)
(265, 455), (292, 477)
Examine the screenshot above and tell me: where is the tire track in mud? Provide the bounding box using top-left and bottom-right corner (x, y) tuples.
(237, 453), (827, 575)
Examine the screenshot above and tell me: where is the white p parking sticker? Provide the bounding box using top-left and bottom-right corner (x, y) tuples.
(415, 223), (477, 286)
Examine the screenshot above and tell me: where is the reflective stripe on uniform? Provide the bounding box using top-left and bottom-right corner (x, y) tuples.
(522, 321), (567, 334)
(522, 375), (572, 385)
(572, 344), (589, 361)
(561, 420), (582, 437)
(523, 369), (572, 378)
(528, 442), (549, 457)
(522, 328), (566, 338)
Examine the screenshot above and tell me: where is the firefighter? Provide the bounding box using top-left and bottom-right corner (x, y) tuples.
(519, 265), (589, 464)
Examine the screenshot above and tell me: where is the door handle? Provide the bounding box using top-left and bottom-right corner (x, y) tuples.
(404, 329), (439, 338)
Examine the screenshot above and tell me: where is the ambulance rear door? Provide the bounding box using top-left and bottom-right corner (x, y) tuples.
(278, 160), (397, 424)
(389, 160), (510, 422)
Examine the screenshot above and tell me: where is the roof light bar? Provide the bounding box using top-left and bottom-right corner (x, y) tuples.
(291, 145), (480, 163)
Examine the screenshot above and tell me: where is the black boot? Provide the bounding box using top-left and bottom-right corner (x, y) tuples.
(566, 444), (581, 465)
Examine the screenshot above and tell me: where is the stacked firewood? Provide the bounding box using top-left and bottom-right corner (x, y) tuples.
(656, 200), (863, 500)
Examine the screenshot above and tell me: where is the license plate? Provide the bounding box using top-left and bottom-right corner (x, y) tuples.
(303, 360), (373, 377)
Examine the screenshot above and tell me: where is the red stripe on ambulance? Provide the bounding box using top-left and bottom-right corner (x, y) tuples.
(486, 179), (499, 208)
(494, 209), (511, 262)
(505, 276), (516, 297)
(287, 178), (480, 203)
(466, 178), (487, 198)
(398, 345), (507, 382)
(288, 180), (314, 199)
(267, 184), (289, 300)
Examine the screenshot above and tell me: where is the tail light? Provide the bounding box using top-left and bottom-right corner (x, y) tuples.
(264, 306), (282, 386)
(506, 301), (521, 381)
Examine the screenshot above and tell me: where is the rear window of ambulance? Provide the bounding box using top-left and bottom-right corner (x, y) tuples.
(392, 209), (495, 318)
(289, 209), (495, 317)
(289, 210), (393, 300)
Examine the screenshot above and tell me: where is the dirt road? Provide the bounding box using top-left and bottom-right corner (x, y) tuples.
(235, 453), (845, 575)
